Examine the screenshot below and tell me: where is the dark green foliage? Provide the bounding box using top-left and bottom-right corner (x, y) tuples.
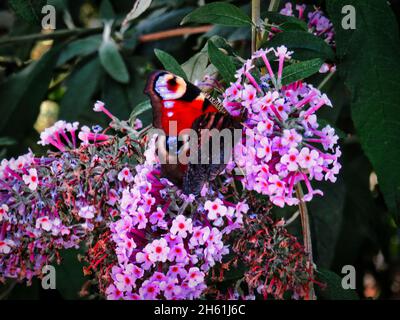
(8, 0), (46, 24)
(327, 0), (400, 222)
(181, 2), (252, 27)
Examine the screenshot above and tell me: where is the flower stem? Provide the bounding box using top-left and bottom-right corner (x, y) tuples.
(295, 182), (316, 300)
(264, 0), (281, 27)
(251, 0), (261, 53)
(268, 0), (281, 12)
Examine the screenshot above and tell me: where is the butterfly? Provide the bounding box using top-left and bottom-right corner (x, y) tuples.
(144, 70), (242, 195)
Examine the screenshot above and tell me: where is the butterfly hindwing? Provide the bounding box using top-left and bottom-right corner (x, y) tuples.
(183, 112), (242, 195)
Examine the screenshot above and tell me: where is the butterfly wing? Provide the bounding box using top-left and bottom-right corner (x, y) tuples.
(144, 70), (241, 194)
(144, 70), (218, 135)
(183, 112), (242, 195)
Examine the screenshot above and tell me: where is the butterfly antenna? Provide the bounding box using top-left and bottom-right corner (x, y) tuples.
(202, 91), (227, 114)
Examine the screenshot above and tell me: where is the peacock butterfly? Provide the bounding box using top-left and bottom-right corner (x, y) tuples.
(144, 70), (242, 195)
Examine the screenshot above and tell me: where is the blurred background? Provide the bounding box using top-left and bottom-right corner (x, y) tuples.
(0, 0), (400, 300)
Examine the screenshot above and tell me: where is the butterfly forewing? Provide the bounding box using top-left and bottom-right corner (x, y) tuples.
(144, 70), (242, 195)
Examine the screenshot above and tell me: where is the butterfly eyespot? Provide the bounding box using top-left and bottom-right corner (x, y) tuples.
(155, 73), (187, 100)
(167, 78), (177, 89)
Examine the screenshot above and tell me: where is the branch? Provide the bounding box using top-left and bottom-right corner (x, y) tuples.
(251, 0), (261, 53)
(0, 27), (103, 46)
(138, 25), (212, 42)
(0, 25), (213, 47)
(264, 0), (281, 30)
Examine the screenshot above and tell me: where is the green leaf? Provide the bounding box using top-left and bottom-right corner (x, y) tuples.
(99, 40), (130, 84)
(263, 12), (308, 31)
(332, 144), (391, 269)
(123, 0), (152, 27)
(0, 137), (17, 146)
(315, 269), (359, 300)
(265, 31), (335, 61)
(309, 180), (346, 268)
(8, 0), (45, 24)
(207, 40), (236, 84)
(327, 0), (400, 221)
(181, 2), (252, 27)
(57, 35), (102, 66)
(181, 44), (209, 83)
(60, 57), (102, 120)
(154, 49), (188, 81)
(182, 52), (209, 83)
(99, 0), (116, 20)
(101, 76), (131, 119)
(281, 58), (323, 85)
(0, 45), (62, 137)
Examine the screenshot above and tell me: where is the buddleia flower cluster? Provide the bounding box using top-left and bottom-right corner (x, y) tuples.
(224, 46), (341, 208)
(270, 2), (335, 73)
(279, 2), (335, 46)
(0, 115), (142, 283)
(105, 136), (247, 300)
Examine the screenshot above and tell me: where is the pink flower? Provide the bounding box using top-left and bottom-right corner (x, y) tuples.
(280, 2), (293, 16)
(133, 208), (148, 229)
(168, 243), (188, 263)
(235, 201), (249, 214)
(105, 284), (123, 300)
(0, 240), (14, 254)
(241, 84), (258, 109)
(167, 264), (188, 279)
(256, 137), (272, 161)
(35, 216), (53, 232)
(280, 148), (299, 172)
(115, 266), (136, 292)
(224, 81), (242, 101)
(135, 251), (153, 270)
(93, 100), (115, 119)
(204, 199), (227, 222)
(150, 272), (167, 283)
(170, 215), (192, 238)
(257, 118), (274, 134)
(118, 168), (134, 183)
(22, 168), (38, 191)
(160, 279), (181, 299)
(149, 208), (165, 225)
(268, 175), (286, 195)
(139, 280), (160, 299)
(0, 204), (9, 222)
(190, 226), (210, 247)
(133, 119), (143, 130)
(93, 100), (105, 112)
(186, 267), (205, 288)
(298, 147), (319, 169)
(148, 238), (170, 262)
(281, 129), (302, 148)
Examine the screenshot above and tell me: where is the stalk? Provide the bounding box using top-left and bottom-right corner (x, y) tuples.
(264, 0), (281, 27)
(251, 0), (261, 53)
(295, 183), (316, 300)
